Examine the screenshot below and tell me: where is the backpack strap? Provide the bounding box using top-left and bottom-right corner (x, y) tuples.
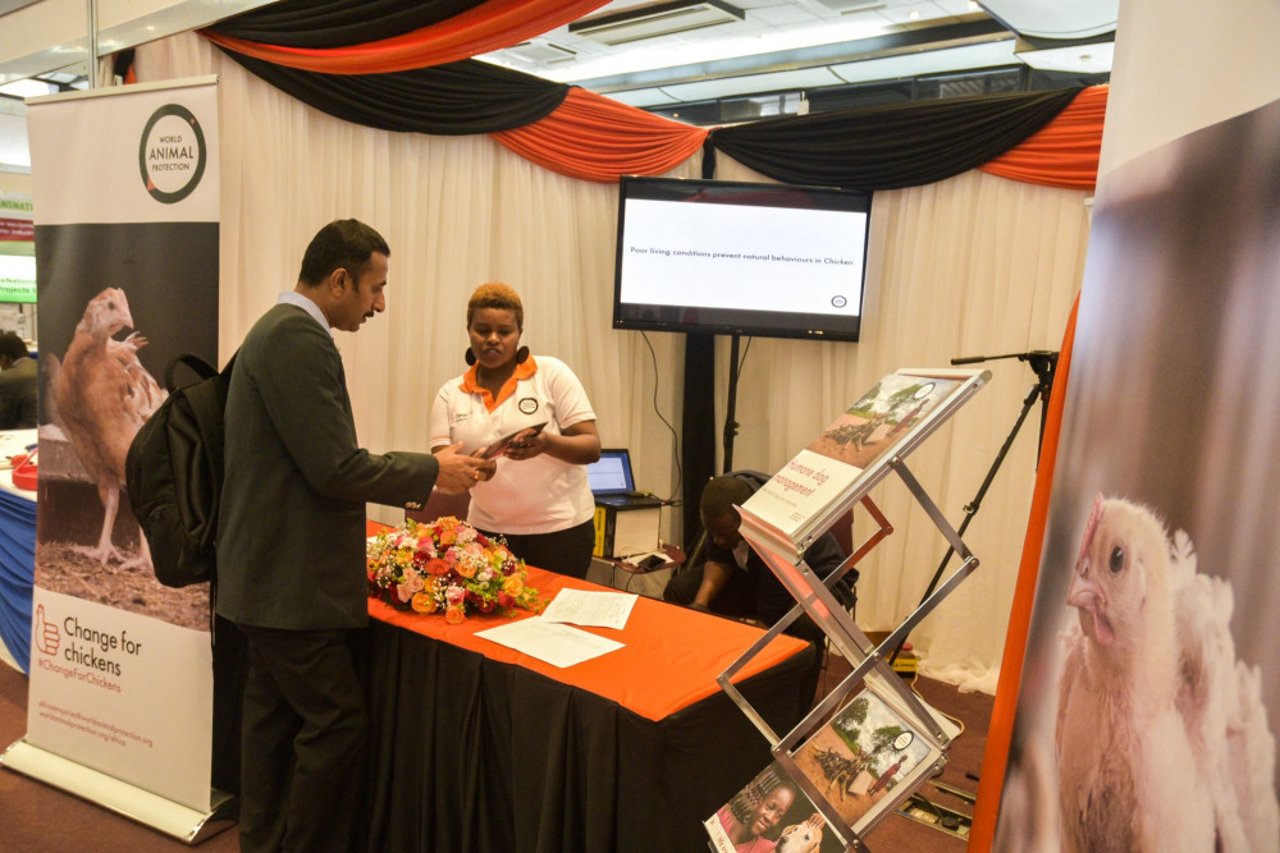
(181, 350), (236, 481)
(183, 374), (227, 475)
(164, 353), (219, 392)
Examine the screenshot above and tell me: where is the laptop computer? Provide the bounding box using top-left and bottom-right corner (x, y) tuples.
(588, 448), (663, 508)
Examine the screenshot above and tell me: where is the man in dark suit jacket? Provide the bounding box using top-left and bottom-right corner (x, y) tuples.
(217, 220), (485, 852)
(0, 331), (36, 429)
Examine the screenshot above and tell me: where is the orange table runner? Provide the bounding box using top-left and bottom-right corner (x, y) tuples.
(366, 520), (807, 722)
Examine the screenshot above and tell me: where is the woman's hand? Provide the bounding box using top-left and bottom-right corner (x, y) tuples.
(501, 427), (547, 461)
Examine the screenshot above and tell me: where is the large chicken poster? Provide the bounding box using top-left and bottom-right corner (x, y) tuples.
(993, 99), (1280, 849)
(22, 79), (220, 813)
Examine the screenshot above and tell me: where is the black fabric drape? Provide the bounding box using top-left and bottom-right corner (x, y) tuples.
(709, 86), (1084, 191)
(219, 50), (569, 135)
(209, 0), (487, 47)
(362, 619), (810, 851)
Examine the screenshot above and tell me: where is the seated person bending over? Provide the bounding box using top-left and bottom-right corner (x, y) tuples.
(664, 472), (855, 705)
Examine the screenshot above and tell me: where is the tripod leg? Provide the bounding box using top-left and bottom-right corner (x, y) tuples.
(890, 383), (1042, 664)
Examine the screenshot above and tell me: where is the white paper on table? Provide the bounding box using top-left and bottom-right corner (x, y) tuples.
(540, 588), (638, 630)
(475, 617), (624, 668)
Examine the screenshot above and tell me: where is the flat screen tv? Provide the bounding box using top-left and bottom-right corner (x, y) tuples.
(612, 176), (872, 342)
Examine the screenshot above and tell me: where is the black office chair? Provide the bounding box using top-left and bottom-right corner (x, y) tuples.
(405, 489), (470, 525)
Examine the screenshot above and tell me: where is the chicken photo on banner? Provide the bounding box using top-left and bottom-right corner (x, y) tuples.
(45, 287), (165, 570)
(1056, 494), (1279, 852)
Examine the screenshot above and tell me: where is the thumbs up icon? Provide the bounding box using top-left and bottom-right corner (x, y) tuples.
(34, 604), (60, 656)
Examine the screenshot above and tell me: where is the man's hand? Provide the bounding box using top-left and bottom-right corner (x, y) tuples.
(434, 442), (487, 494)
(469, 449), (499, 482)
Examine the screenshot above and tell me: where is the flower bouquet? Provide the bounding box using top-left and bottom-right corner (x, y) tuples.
(367, 516), (542, 623)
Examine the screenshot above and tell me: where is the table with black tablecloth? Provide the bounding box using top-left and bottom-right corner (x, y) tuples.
(362, 557), (813, 852)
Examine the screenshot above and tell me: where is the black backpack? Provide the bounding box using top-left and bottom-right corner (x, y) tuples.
(126, 352), (236, 588)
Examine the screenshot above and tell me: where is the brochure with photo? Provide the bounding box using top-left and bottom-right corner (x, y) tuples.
(705, 761), (847, 853)
(740, 368), (986, 549)
(478, 421), (547, 460)
(791, 680), (945, 838)
(708, 676), (948, 850)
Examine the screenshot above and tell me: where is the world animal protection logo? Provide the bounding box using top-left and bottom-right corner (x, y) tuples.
(138, 103), (207, 204)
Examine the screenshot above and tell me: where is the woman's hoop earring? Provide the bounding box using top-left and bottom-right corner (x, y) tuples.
(465, 349), (477, 366)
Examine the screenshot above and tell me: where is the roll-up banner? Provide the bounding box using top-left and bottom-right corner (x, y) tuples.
(1, 77), (226, 838)
(992, 98), (1280, 851)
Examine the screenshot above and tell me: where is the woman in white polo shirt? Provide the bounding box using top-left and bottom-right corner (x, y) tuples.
(429, 283), (601, 578)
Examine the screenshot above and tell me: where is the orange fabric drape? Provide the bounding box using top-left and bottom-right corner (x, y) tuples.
(967, 294), (1080, 851)
(979, 84), (1108, 191)
(202, 0), (608, 75)
(492, 86), (709, 183)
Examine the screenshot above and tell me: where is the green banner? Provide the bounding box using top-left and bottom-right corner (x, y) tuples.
(0, 254), (35, 303)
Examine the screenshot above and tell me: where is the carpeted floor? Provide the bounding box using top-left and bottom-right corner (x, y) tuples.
(0, 651), (991, 851)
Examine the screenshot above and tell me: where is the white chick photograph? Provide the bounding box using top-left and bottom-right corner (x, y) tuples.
(994, 98), (1280, 851)
(35, 221), (218, 630)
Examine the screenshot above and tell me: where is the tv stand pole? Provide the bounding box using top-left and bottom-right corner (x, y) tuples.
(722, 332), (742, 473)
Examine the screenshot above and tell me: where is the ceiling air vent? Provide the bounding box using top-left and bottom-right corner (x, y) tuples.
(568, 0), (745, 46)
(505, 41), (579, 64)
(813, 0), (888, 13)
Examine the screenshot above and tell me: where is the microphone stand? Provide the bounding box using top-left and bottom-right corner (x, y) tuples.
(952, 351), (1058, 463)
(889, 350), (1058, 667)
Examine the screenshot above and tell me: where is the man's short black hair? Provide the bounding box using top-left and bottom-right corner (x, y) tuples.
(298, 219), (390, 287)
(700, 475), (754, 519)
(0, 331), (29, 362)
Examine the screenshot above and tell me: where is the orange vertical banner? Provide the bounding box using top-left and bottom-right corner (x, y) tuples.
(968, 294), (1079, 850)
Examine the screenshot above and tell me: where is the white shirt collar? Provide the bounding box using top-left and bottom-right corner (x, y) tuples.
(278, 290), (332, 334)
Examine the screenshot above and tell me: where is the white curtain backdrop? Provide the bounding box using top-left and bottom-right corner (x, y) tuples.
(136, 32), (1090, 689)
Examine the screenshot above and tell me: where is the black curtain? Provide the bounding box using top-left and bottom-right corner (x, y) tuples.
(208, 0), (487, 46)
(709, 87), (1083, 191)
(218, 51), (569, 135)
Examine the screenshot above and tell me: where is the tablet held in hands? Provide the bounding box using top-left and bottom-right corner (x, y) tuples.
(477, 422), (547, 460)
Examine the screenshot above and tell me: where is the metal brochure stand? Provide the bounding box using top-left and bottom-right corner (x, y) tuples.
(715, 368), (989, 852)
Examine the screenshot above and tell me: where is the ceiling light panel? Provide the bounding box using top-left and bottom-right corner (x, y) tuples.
(608, 88), (685, 107)
(828, 38), (1016, 82)
(0, 78), (57, 99)
(659, 65), (846, 101)
(875, 1), (953, 26)
(978, 0), (1116, 39)
(1017, 40), (1113, 73)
